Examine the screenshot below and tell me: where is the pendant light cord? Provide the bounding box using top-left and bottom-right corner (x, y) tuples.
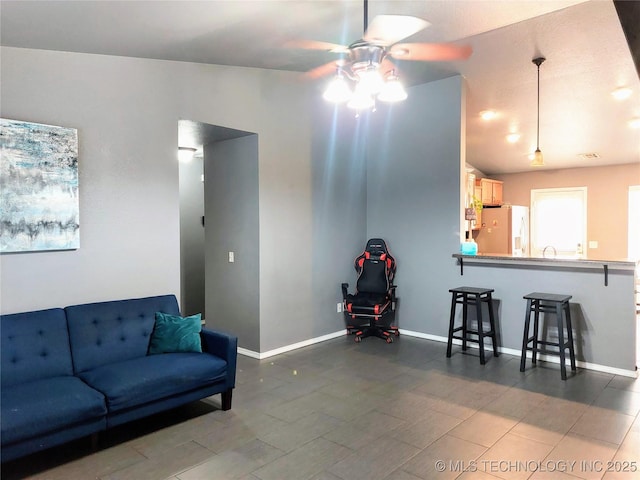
(532, 57), (545, 151)
(536, 62), (540, 150)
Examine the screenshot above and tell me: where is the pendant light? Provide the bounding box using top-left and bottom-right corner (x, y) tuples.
(531, 57), (545, 167)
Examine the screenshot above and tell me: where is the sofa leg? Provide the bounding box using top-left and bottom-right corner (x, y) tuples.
(221, 389), (233, 411)
(91, 432), (100, 451)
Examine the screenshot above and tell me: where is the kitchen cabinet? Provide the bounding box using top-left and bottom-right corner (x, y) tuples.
(476, 178), (503, 206)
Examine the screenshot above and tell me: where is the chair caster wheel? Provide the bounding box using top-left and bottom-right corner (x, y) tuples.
(386, 336), (393, 344)
(394, 330), (400, 336)
(355, 336), (362, 343)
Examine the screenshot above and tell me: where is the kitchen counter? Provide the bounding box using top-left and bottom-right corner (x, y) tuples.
(450, 252), (638, 375)
(452, 253), (637, 275)
(453, 252), (636, 265)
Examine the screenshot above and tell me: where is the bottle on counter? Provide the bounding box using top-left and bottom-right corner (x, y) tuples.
(461, 233), (478, 255)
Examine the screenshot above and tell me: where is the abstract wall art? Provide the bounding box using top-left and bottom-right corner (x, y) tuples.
(0, 118), (79, 253)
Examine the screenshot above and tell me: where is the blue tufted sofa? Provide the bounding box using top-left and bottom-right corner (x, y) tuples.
(1, 294), (237, 462)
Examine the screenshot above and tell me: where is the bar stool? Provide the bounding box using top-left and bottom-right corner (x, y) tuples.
(447, 287), (499, 364)
(520, 292), (576, 380)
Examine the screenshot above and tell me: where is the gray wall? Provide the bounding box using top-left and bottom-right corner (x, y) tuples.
(0, 46), (467, 353)
(179, 155), (205, 317)
(0, 46), (315, 340)
(5, 47), (631, 370)
(0, 48), (183, 312)
(204, 136), (260, 351)
(310, 100), (369, 336)
(307, 77), (466, 339)
(256, 79), (315, 352)
(366, 76), (466, 336)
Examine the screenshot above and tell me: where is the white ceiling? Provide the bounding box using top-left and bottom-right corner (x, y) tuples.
(1, 0), (638, 174)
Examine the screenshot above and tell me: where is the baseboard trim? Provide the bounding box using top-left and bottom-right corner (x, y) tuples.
(238, 327), (636, 378)
(237, 330), (346, 360)
(399, 328), (638, 378)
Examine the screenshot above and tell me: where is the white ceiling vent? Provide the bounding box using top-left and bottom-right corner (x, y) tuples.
(578, 153), (601, 160)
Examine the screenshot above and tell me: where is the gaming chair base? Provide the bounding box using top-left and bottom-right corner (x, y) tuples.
(353, 325), (399, 343)
(348, 308), (399, 343)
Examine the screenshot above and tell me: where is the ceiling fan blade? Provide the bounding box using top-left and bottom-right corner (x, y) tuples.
(304, 60), (343, 80)
(389, 43), (473, 61)
(284, 39), (349, 53)
(364, 15), (430, 46)
(380, 57), (397, 76)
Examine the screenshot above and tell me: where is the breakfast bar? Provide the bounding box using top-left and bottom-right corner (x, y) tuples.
(451, 253), (638, 376)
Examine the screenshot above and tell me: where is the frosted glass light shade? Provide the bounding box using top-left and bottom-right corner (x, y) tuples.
(378, 77), (407, 102)
(357, 68), (384, 95)
(531, 149), (544, 167)
(323, 75), (352, 103)
(347, 82), (375, 110)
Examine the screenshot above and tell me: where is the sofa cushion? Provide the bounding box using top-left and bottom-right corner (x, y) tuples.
(78, 352), (227, 412)
(1, 376), (107, 445)
(149, 312), (202, 354)
(1, 309), (73, 388)
(65, 295), (180, 373)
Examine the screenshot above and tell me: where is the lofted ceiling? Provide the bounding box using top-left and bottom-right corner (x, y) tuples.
(1, 0), (638, 175)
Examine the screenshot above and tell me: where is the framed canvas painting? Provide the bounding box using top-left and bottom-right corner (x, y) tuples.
(0, 118), (79, 253)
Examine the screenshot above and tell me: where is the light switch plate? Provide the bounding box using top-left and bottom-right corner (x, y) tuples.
(228, 251), (235, 263)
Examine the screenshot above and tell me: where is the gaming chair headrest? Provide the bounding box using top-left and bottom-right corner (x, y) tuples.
(365, 238), (389, 256)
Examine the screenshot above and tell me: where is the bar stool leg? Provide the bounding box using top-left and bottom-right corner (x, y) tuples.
(446, 293), (457, 358)
(462, 294), (468, 352)
(475, 293), (486, 364)
(564, 301), (577, 372)
(556, 301), (567, 380)
(486, 292), (499, 357)
(532, 300), (540, 365)
(520, 298), (532, 372)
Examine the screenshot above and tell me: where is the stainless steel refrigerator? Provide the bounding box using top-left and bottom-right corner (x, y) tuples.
(476, 205), (529, 256)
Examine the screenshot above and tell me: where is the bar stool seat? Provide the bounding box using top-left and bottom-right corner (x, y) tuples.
(520, 292), (576, 380)
(447, 287), (499, 364)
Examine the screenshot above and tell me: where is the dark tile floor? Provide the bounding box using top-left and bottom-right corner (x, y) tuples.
(3, 335), (640, 480)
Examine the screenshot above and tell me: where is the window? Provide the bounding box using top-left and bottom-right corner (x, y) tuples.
(530, 187), (587, 257)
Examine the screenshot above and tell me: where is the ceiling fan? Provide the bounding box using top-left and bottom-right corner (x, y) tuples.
(289, 0), (472, 110)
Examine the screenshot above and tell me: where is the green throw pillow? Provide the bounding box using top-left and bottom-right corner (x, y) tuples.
(149, 312), (202, 354)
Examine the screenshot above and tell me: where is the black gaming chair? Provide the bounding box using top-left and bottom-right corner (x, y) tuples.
(341, 238), (398, 343)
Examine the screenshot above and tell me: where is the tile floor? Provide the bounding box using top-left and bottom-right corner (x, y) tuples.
(3, 335), (640, 480)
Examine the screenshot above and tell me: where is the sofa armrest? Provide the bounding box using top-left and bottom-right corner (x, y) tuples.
(200, 329), (238, 389)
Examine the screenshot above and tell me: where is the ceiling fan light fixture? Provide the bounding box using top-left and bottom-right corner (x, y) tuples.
(378, 72), (407, 103)
(357, 67), (385, 95)
(347, 81), (376, 110)
(323, 73), (352, 103)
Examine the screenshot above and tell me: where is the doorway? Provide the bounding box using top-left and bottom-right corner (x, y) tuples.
(177, 119), (255, 319)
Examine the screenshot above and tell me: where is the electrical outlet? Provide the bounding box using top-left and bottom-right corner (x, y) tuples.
(337, 302), (342, 313)
(588, 241), (598, 249)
